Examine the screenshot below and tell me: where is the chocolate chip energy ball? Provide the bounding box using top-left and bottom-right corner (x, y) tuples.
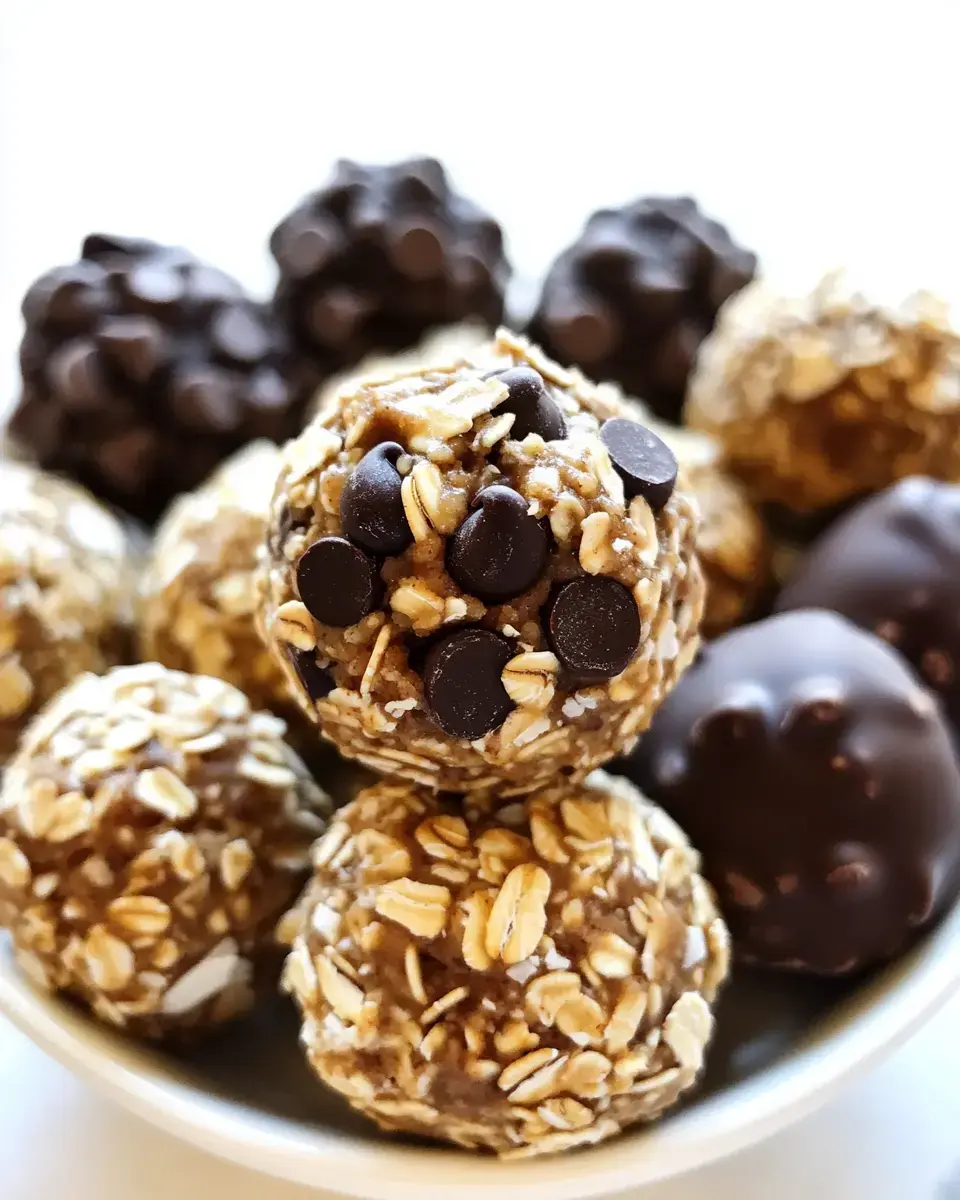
(0, 663), (329, 1037)
(656, 426), (771, 637)
(776, 477), (960, 733)
(11, 234), (305, 524)
(0, 462), (134, 763)
(139, 441), (290, 714)
(260, 330), (704, 795)
(528, 197), (757, 424)
(623, 611), (960, 974)
(283, 772), (729, 1157)
(686, 271), (960, 514)
(271, 158), (509, 378)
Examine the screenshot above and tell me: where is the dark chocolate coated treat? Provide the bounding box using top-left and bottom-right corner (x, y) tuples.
(340, 442), (412, 556)
(423, 627), (515, 739)
(11, 235), (306, 524)
(601, 418), (677, 511)
(446, 485), (549, 603)
(297, 536), (383, 627)
(620, 610), (960, 974)
(528, 197), (756, 423)
(775, 478), (960, 734)
(270, 158), (509, 377)
(490, 366), (566, 442)
(287, 648), (335, 702)
(546, 575), (641, 681)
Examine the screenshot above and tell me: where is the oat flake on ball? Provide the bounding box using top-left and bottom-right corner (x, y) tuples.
(259, 330), (704, 795)
(282, 771), (729, 1157)
(0, 663), (330, 1038)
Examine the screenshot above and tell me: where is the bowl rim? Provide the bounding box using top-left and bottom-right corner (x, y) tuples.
(3, 901), (960, 1200)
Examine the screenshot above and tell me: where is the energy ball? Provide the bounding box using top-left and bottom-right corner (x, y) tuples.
(686, 271), (960, 514)
(270, 158), (509, 379)
(656, 426), (771, 637)
(139, 441), (291, 715)
(11, 234), (306, 524)
(260, 330), (704, 795)
(528, 197), (757, 424)
(0, 462), (134, 763)
(0, 663), (329, 1038)
(622, 611), (960, 974)
(282, 772), (729, 1157)
(776, 477), (960, 734)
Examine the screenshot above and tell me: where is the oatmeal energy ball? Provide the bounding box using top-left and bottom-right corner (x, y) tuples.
(0, 462), (134, 763)
(283, 772), (729, 1157)
(687, 271), (960, 514)
(0, 663), (329, 1038)
(139, 441), (291, 714)
(260, 329), (704, 795)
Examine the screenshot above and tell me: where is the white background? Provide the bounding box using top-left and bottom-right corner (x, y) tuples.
(2, 2), (960, 1196)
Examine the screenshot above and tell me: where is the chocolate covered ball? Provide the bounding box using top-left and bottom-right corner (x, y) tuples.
(0, 462), (135, 763)
(776, 477), (960, 733)
(259, 329), (704, 795)
(621, 611), (960, 974)
(270, 158), (509, 380)
(0, 663), (330, 1038)
(528, 197), (756, 424)
(11, 234), (306, 524)
(282, 772), (729, 1157)
(686, 271), (960, 514)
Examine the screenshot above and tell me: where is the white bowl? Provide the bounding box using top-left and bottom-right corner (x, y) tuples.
(2, 899), (960, 1200)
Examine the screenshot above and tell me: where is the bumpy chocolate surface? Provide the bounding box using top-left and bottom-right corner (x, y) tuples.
(528, 197), (756, 423)
(776, 478), (960, 734)
(259, 330), (704, 795)
(11, 235), (305, 524)
(270, 158), (509, 378)
(619, 611), (960, 973)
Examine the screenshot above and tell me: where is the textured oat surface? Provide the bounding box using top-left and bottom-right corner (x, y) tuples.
(282, 771), (729, 1157)
(686, 271), (960, 512)
(0, 462), (135, 762)
(261, 330), (704, 794)
(139, 442), (294, 714)
(0, 663), (329, 1038)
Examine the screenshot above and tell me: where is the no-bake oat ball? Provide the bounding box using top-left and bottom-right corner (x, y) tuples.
(282, 772), (729, 1157)
(686, 271), (960, 514)
(0, 663), (329, 1038)
(259, 330), (704, 795)
(139, 441), (291, 714)
(0, 462), (134, 763)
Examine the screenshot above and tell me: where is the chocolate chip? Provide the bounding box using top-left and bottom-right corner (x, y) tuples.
(287, 647), (334, 701)
(423, 627), (515, 739)
(297, 536), (383, 627)
(547, 575), (641, 680)
(489, 366), (566, 442)
(447, 485), (549, 603)
(600, 417), (677, 511)
(211, 305), (273, 364)
(340, 442), (412, 556)
(97, 315), (166, 383)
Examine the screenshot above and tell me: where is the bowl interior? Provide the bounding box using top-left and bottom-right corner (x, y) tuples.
(3, 895), (960, 1200)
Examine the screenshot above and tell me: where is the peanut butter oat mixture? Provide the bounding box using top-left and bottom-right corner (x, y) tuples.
(260, 330), (704, 795)
(281, 771), (729, 1157)
(139, 442), (293, 714)
(686, 271), (960, 513)
(0, 462), (135, 762)
(0, 663), (329, 1038)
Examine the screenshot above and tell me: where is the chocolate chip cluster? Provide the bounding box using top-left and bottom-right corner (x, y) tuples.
(11, 234), (306, 524)
(259, 329), (703, 796)
(270, 158), (510, 380)
(529, 197), (757, 423)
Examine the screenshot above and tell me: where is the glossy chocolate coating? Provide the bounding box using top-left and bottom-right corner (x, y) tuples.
(620, 610), (960, 974)
(776, 477), (960, 734)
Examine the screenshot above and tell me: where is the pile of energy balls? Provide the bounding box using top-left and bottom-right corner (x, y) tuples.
(1, 157), (960, 1160)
